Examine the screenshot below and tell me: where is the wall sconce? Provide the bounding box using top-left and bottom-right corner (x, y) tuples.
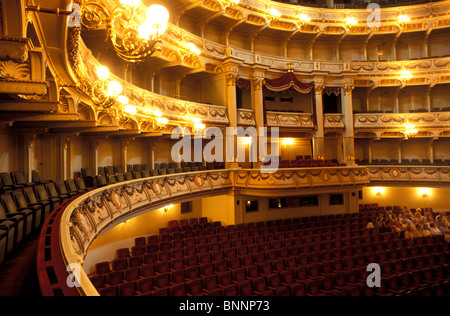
(282, 138), (294, 146)
(405, 125), (418, 138)
(346, 17), (358, 31)
(243, 136), (253, 146)
(228, 0), (240, 8)
(164, 204), (174, 213)
(373, 187), (385, 197)
(299, 14), (311, 27)
(398, 14), (410, 28)
(400, 70), (413, 80)
(192, 118), (206, 131)
(269, 8), (281, 21)
(419, 188), (431, 198)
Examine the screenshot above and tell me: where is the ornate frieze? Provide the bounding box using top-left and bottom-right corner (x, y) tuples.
(367, 166), (450, 184)
(354, 113), (450, 130)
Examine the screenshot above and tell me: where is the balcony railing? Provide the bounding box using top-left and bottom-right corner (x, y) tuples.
(266, 111), (315, 129)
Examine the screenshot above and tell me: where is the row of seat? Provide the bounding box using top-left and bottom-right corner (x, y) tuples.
(90, 212), (450, 296)
(0, 170), (51, 194)
(79, 162), (227, 188)
(0, 177), (94, 265)
(91, 244), (450, 296)
(357, 158), (450, 166)
(95, 239), (450, 277)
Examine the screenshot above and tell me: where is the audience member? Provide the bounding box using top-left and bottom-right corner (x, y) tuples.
(429, 223), (442, 236)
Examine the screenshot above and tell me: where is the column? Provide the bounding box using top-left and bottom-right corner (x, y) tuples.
(342, 81), (356, 166)
(252, 73), (265, 168)
(225, 67), (240, 169)
(27, 135), (36, 182)
(63, 137), (71, 180)
(122, 140), (130, 173)
(313, 82), (325, 159)
(150, 142), (155, 170)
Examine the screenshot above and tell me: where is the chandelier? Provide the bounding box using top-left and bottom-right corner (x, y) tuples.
(80, 0), (170, 64)
(28, 0), (170, 64)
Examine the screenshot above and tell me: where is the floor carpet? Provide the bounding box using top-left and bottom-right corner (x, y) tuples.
(0, 233), (41, 296)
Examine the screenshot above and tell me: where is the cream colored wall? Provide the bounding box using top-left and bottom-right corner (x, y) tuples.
(431, 84), (450, 109)
(372, 139), (399, 161)
(361, 186), (450, 213)
(434, 139), (450, 160)
(127, 140), (150, 167)
(201, 195), (237, 227)
(241, 190), (360, 224)
(254, 35), (283, 56)
(279, 139), (312, 161)
(98, 139), (121, 168)
(154, 139), (177, 164)
(313, 41), (337, 61)
(428, 30), (450, 58)
(287, 39), (309, 59)
(0, 132), (13, 173)
(401, 139), (430, 161)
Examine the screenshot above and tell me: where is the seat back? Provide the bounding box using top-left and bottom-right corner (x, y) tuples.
(31, 170), (42, 183)
(23, 187), (38, 204)
(56, 182), (69, 195)
(75, 178), (87, 190)
(0, 173), (14, 186)
(12, 172), (28, 185)
(0, 201), (8, 220)
(81, 168), (93, 178)
(45, 183), (59, 198)
(66, 180), (78, 192)
(12, 190), (28, 209)
(1, 194), (18, 213)
(35, 185), (49, 200)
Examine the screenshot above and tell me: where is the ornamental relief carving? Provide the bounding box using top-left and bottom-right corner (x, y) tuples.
(0, 60), (30, 80)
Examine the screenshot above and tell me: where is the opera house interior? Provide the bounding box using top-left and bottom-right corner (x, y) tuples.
(0, 0), (449, 298)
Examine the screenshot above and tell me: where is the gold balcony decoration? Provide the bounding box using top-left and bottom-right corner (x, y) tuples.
(79, 1), (169, 64)
(79, 65), (129, 109)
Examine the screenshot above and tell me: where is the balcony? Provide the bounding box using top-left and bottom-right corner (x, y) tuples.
(266, 111), (315, 129)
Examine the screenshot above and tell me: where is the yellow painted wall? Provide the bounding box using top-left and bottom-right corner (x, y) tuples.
(361, 186), (450, 212)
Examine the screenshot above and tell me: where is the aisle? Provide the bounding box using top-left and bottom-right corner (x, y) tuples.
(0, 233), (41, 296)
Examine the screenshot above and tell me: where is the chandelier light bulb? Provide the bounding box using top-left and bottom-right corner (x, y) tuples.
(124, 105), (137, 115)
(153, 110), (163, 117)
(157, 117), (169, 125)
(118, 95), (129, 105)
(146, 5), (169, 37)
(97, 66), (110, 81)
(108, 81), (123, 96)
(187, 43), (201, 56)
